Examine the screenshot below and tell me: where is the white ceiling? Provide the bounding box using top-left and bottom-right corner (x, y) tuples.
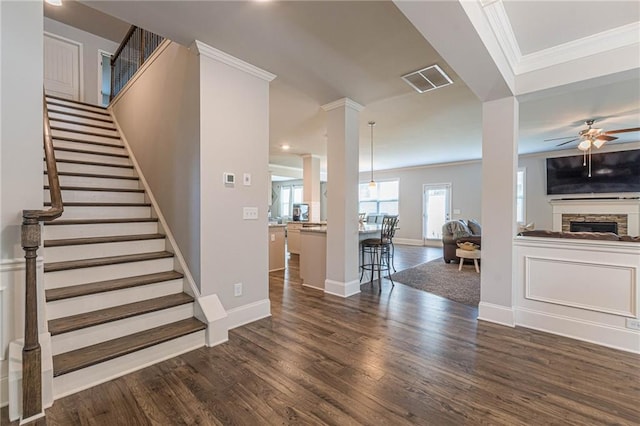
(72, 0), (639, 174)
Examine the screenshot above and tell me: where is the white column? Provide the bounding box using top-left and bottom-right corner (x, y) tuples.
(478, 96), (518, 326)
(321, 98), (363, 297)
(302, 154), (321, 222)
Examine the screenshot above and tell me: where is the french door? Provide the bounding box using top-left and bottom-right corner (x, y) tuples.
(422, 183), (451, 243)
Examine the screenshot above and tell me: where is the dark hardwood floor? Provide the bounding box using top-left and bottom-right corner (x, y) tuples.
(3, 245), (639, 425)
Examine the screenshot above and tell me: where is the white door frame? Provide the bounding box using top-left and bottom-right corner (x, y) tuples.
(44, 31), (84, 101)
(422, 183), (452, 245)
(97, 49), (112, 106)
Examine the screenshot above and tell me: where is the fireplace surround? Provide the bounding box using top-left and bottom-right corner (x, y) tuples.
(550, 198), (640, 236)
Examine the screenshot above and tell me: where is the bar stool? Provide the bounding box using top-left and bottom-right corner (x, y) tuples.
(360, 215), (398, 291)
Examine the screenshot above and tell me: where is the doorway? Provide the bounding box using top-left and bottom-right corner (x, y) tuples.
(422, 183), (451, 244)
(44, 33), (82, 100)
(98, 50), (112, 107)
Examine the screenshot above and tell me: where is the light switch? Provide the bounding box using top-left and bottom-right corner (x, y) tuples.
(243, 173), (251, 186)
(243, 207), (258, 220)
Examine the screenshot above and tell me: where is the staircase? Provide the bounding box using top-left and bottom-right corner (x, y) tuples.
(42, 95), (206, 398)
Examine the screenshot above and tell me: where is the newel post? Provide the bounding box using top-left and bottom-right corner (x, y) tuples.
(21, 214), (42, 420)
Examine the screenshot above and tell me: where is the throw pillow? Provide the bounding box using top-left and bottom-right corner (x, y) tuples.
(451, 220), (472, 240)
(467, 219), (482, 235)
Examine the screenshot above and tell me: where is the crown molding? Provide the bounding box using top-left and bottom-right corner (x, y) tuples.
(191, 40), (276, 82)
(482, 1), (640, 75)
(321, 98), (364, 112)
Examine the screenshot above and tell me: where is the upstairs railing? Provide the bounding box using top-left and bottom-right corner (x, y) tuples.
(21, 94), (64, 421)
(110, 25), (165, 101)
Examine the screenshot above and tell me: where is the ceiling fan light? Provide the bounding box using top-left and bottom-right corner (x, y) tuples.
(577, 140), (591, 151)
(593, 138), (606, 149)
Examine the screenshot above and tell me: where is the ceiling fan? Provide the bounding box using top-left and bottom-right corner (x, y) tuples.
(545, 120), (640, 177)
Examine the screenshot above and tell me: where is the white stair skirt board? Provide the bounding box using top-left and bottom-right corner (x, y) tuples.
(478, 302), (516, 327)
(52, 162), (136, 177)
(50, 130), (121, 146)
(46, 98), (107, 114)
(51, 205), (150, 220)
(45, 257), (174, 288)
(225, 299), (271, 331)
(51, 303), (195, 355)
(46, 190), (144, 204)
(49, 121), (120, 138)
(324, 279), (361, 298)
(47, 278), (184, 319)
(53, 151), (132, 167)
(50, 175), (141, 190)
(52, 330), (205, 399)
(44, 239), (165, 263)
(48, 112), (115, 129)
(46, 105), (111, 121)
(53, 140), (126, 156)
(44, 221), (158, 240)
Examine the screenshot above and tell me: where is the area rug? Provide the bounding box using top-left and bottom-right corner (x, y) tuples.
(389, 258), (480, 306)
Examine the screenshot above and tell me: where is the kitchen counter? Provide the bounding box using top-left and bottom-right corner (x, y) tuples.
(268, 225), (286, 272)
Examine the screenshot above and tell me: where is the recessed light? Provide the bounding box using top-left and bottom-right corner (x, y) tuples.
(45, 0), (63, 6)
(281, 144), (290, 151)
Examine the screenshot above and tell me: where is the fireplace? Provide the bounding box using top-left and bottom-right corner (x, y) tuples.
(550, 198), (640, 236)
(570, 221), (618, 233)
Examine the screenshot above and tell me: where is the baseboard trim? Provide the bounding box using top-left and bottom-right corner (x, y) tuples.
(302, 283), (324, 292)
(393, 238), (424, 246)
(225, 299), (271, 331)
(1, 374), (7, 408)
(478, 302), (515, 326)
(324, 279), (360, 298)
(515, 307), (640, 354)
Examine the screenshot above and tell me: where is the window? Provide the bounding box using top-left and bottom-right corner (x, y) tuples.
(359, 180), (399, 216)
(280, 185), (303, 217)
(517, 168), (526, 225)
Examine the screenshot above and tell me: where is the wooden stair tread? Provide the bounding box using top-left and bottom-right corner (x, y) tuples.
(46, 171), (139, 181)
(49, 293), (194, 336)
(47, 101), (111, 117)
(46, 271), (183, 301)
(49, 117), (116, 131)
(54, 146), (129, 158)
(46, 185), (144, 193)
(52, 136), (124, 149)
(46, 94), (108, 110)
(50, 126), (121, 140)
(44, 217), (157, 226)
(50, 158), (133, 169)
(44, 201), (150, 207)
(52, 318), (206, 376)
(44, 233), (165, 247)
(48, 109), (114, 124)
(44, 251), (173, 273)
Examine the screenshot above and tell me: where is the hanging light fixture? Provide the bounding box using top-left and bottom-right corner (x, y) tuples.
(368, 121), (376, 189)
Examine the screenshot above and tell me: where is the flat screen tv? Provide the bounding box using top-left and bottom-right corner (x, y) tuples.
(546, 149), (640, 195)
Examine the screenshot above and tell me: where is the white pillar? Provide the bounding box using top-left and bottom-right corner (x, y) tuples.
(302, 154), (321, 223)
(321, 98), (363, 297)
(478, 96), (518, 326)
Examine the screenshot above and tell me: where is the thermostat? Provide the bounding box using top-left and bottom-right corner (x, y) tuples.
(223, 173), (235, 185)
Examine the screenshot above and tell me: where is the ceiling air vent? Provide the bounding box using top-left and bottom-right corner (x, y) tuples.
(401, 65), (453, 94)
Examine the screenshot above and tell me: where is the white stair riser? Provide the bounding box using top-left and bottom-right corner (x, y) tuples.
(52, 330), (205, 399)
(47, 104), (111, 121)
(53, 140), (125, 155)
(54, 205), (150, 220)
(45, 257), (174, 288)
(54, 150), (131, 166)
(50, 120), (119, 138)
(44, 238), (165, 263)
(46, 98), (108, 114)
(52, 162), (136, 177)
(51, 175), (140, 190)
(46, 189), (145, 204)
(44, 222), (158, 240)
(51, 303), (195, 354)
(51, 129), (120, 145)
(46, 278), (184, 319)
(49, 112), (115, 129)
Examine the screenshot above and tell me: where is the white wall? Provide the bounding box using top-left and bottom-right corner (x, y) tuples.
(197, 43), (272, 315)
(44, 17), (119, 106)
(110, 42), (201, 287)
(0, 0), (44, 407)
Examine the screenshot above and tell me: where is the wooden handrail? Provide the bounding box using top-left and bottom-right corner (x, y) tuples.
(110, 25), (137, 67)
(21, 93), (64, 421)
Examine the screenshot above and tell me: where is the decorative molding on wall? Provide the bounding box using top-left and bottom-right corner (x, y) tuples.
(225, 299), (271, 331)
(525, 256), (636, 318)
(192, 40), (276, 82)
(321, 98), (364, 112)
(516, 307), (640, 354)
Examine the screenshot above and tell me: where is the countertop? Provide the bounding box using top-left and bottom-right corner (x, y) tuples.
(300, 224), (381, 234)
(268, 223), (287, 228)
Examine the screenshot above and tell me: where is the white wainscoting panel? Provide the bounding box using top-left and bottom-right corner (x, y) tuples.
(525, 256), (637, 317)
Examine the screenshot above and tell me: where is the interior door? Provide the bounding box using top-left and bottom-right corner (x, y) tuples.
(423, 183), (451, 243)
(44, 33), (81, 100)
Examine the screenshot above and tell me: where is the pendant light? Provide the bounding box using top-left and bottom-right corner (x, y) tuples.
(368, 121), (376, 189)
